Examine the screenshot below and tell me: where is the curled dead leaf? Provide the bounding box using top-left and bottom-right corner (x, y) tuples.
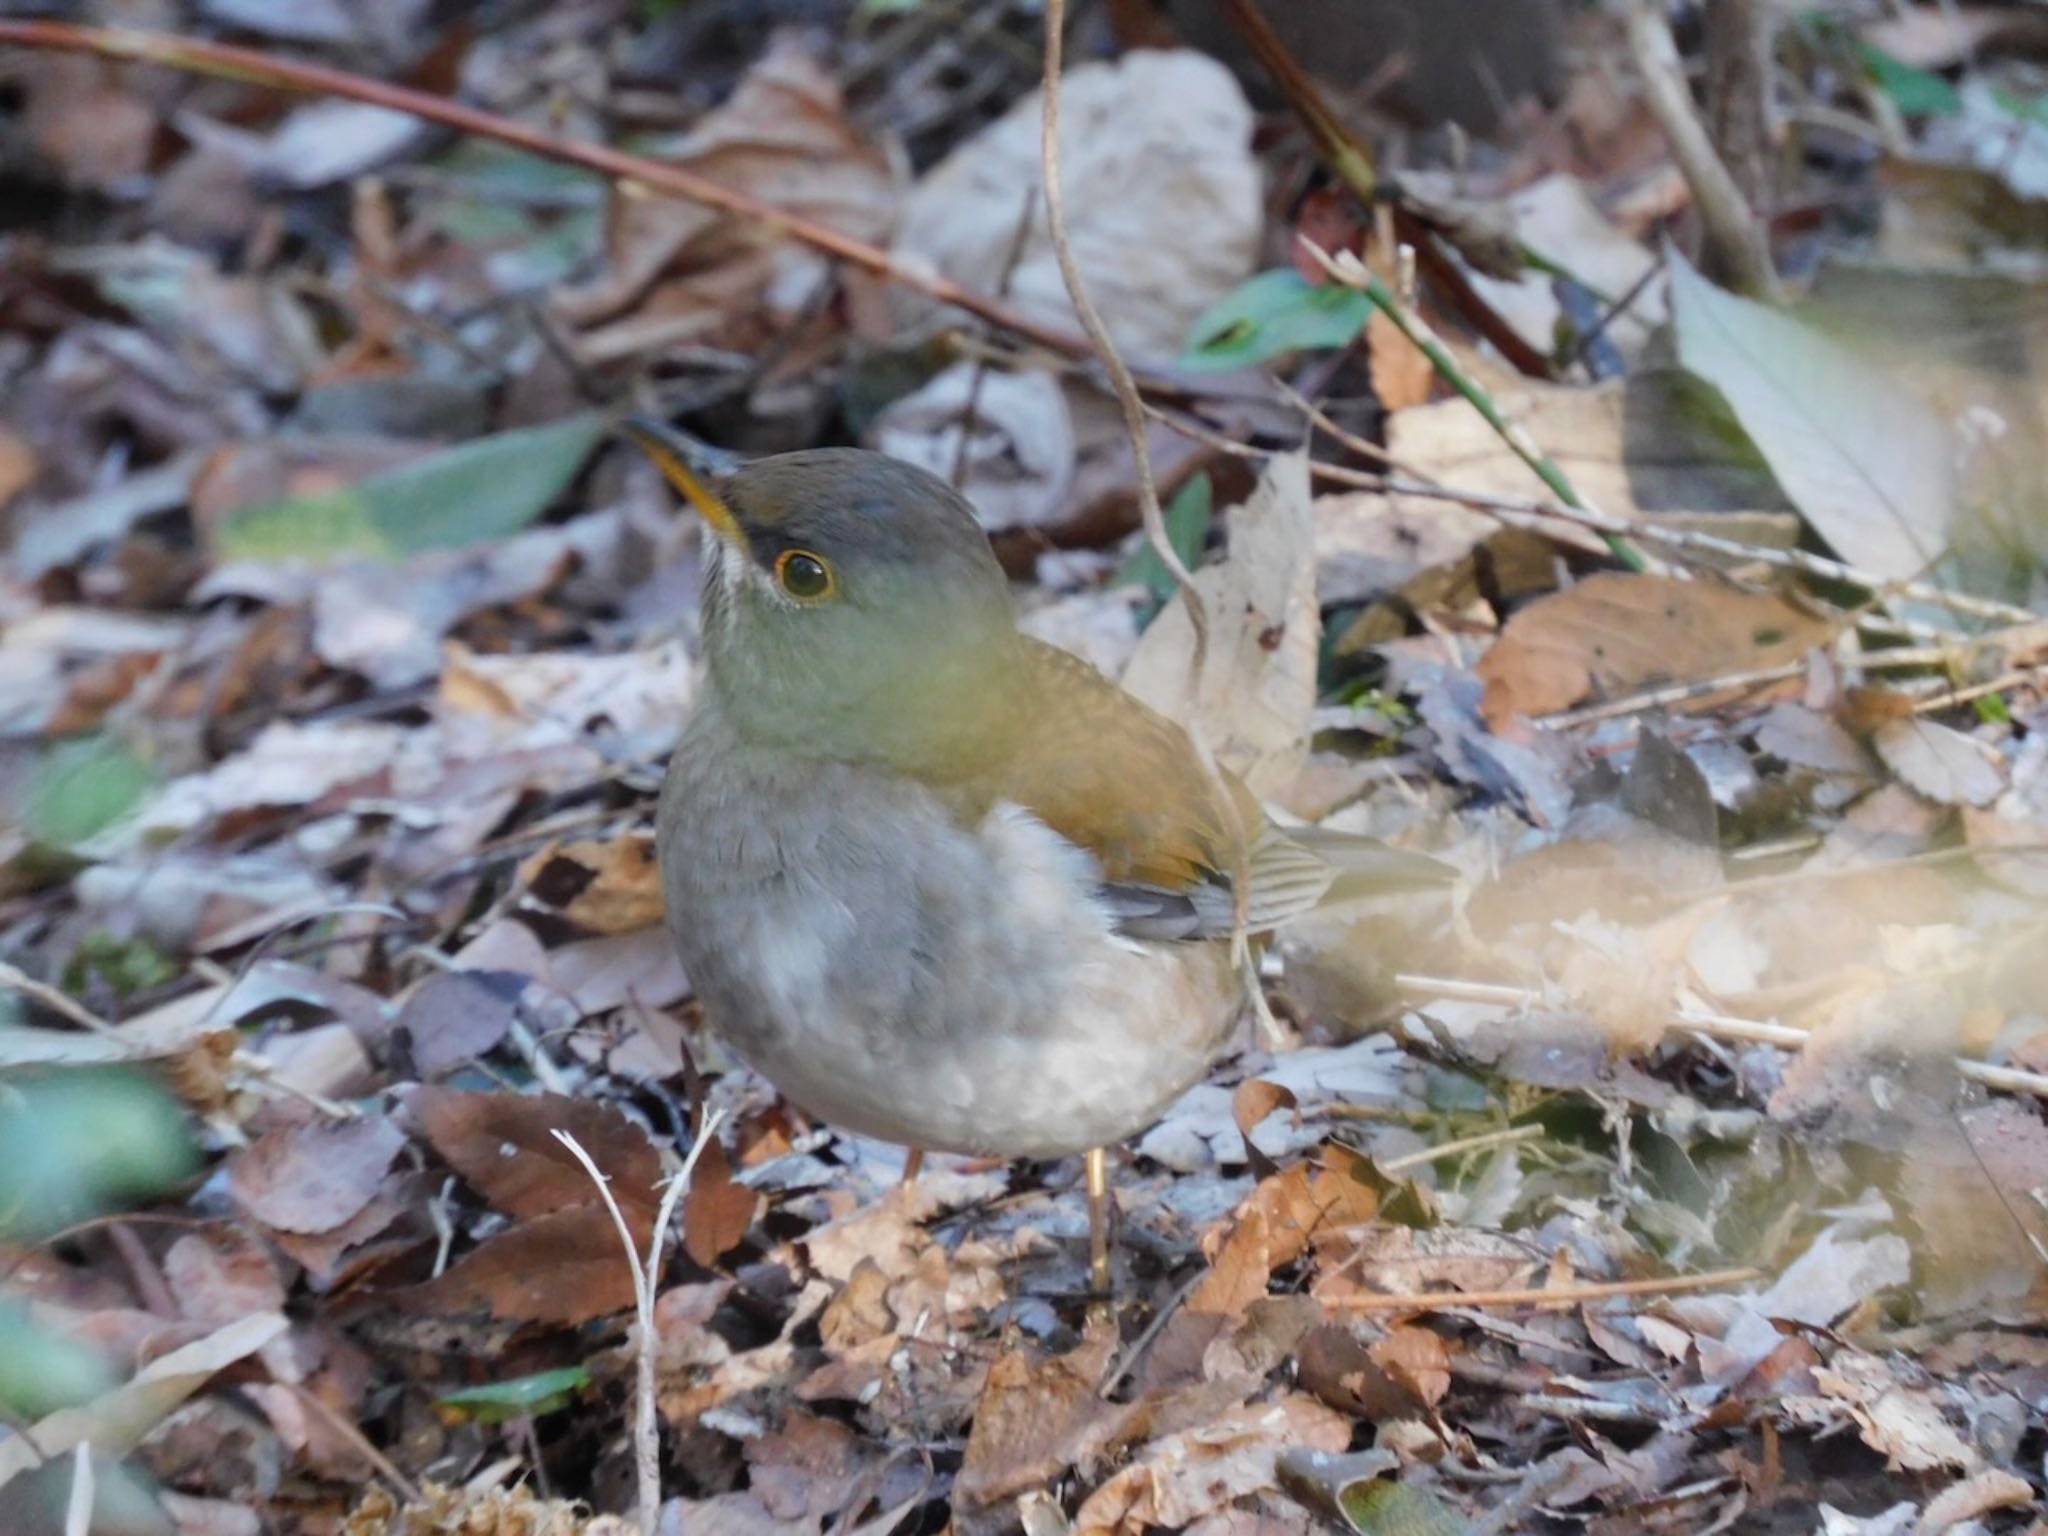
(1477, 572), (1835, 728)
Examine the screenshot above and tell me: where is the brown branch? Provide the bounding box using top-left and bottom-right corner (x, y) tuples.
(1211, 0), (1376, 204)
(1326, 1266), (1762, 1312)
(1623, 0), (1783, 302)
(0, 19), (1097, 360)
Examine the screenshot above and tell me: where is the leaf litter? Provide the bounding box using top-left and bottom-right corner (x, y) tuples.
(3, 2), (2048, 1534)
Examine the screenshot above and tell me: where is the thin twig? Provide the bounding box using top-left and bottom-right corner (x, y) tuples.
(280, 1381), (423, 1505)
(1040, 0), (1256, 962)
(0, 20), (1096, 361)
(1392, 973), (2048, 1100)
(1529, 643), (1991, 729)
(1325, 1265), (1761, 1311)
(553, 1109), (724, 1536)
(0, 961), (123, 1039)
(1623, 0), (1784, 302)
(950, 188), (1040, 489)
(1376, 1123), (1544, 1173)
(1913, 665), (2048, 715)
(1211, 0), (1376, 204)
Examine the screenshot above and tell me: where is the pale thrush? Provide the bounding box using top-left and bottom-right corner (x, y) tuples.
(628, 421), (1449, 1287)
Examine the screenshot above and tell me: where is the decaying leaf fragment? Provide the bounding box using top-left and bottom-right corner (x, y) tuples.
(1476, 571), (1835, 727)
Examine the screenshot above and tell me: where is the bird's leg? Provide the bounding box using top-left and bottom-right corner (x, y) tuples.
(899, 1147), (924, 1187)
(1085, 1145), (1113, 1295)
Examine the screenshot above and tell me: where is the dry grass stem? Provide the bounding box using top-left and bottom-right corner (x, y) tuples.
(553, 1108), (726, 1536)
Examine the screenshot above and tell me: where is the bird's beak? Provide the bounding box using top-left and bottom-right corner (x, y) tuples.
(619, 416), (746, 547)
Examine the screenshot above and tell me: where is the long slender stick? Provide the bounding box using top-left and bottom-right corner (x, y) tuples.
(1041, 0), (1259, 961)
(1325, 1265), (1761, 1311)
(554, 1108), (725, 1536)
(1624, 0), (1784, 302)
(0, 20), (1094, 361)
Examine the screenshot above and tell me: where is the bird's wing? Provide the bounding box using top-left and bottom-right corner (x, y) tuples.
(948, 641), (1380, 940)
(956, 641), (1458, 941)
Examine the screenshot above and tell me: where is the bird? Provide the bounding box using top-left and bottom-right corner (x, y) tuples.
(626, 419), (1451, 1290)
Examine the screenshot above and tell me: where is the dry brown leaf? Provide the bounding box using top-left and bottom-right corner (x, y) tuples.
(409, 1086), (663, 1228)
(1190, 1157), (1381, 1318)
(1071, 1394), (1350, 1536)
(0, 425), (35, 509)
(1366, 306), (1434, 412)
(1296, 1323), (1421, 1422)
(18, 55), (159, 190)
(164, 1230), (288, 1327)
(405, 1205), (640, 1326)
(554, 37), (897, 347)
(1810, 1353), (1976, 1473)
(520, 833), (666, 935)
(1477, 572), (1835, 728)
(682, 1133), (759, 1268)
(957, 1325), (1128, 1511)
(1368, 1325), (1453, 1409)
(1919, 1468), (2035, 1534)
(1231, 1079), (1298, 1143)
(229, 1117), (408, 1237)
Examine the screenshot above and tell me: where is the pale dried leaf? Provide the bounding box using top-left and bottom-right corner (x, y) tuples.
(1122, 452), (1318, 796)
(1874, 719), (2004, 807)
(892, 49), (1259, 359)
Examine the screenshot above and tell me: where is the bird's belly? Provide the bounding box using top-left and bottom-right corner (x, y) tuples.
(724, 935), (1234, 1159)
(659, 732), (1238, 1158)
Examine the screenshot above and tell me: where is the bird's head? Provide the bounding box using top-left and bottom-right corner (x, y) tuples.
(624, 421), (1021, 773)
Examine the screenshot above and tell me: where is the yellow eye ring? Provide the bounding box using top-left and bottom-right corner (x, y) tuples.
(773, 548), (835, 602)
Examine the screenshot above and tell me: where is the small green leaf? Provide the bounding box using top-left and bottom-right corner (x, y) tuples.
(1115, 472), (1213, 620)
(1339, 1479), (1473, 1536)
(0, 1070), (196, 1240)
(22, 737), (151, 848)
(1976, 691), (2014, 725)
(218, 412), (606, 563)
(0, 1303), (113, 1418)
(1857, 42), (1961, 117)
(1180, 269), (1372, 372)
(437, 1365), (592, 1423)
(1992, 83), (2048, 130)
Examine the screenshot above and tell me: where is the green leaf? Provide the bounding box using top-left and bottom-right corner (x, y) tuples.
(1115, 472), (1213, 619)
(1857, 42), (1961, 117)
(1339, 1480), (1473, 1536)
(218, 412), (606, 563)
(0, 1303), (113, 1418)
(436, 1365), (592, 1423)
(1991, 83), (2048, 130)
(1180, 269), (1372, 372)
(0, 1070), (196, 1240)
(21, 736), (151, 848)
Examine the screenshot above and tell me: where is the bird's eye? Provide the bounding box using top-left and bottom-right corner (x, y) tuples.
(773, 549), (835, 601)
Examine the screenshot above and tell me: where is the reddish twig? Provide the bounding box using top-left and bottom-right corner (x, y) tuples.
(0, 19), (1096, 359)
